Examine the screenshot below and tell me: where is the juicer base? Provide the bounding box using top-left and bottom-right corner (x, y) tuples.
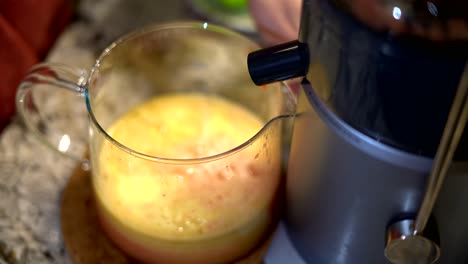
(264, 222), (306, 264)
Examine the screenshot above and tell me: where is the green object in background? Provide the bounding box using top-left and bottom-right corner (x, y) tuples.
(220, 0), (247, 11)
(206, 0), (247, 13)
(190, 0), (255, 33)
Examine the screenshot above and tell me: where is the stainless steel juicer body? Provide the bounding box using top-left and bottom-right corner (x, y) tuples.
(248, 0), (468, 263)
(285, 84), (432, 263)
(289, 0), (468, 263)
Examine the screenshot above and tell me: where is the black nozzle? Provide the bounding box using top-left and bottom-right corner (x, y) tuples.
(247, 40), (309, 86)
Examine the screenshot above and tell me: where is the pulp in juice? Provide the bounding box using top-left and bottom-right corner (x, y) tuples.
(93, 93), (282, 263)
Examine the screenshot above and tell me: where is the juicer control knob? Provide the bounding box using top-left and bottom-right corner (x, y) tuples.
(247, 40), (309, 86)
(384, 219), (440, 264)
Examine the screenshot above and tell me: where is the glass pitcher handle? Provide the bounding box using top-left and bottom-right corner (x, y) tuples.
(16, 63), (90, 169)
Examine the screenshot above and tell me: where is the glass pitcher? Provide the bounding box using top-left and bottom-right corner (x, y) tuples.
(16, 22), (296, 264)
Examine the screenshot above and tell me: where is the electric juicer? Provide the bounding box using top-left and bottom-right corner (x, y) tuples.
(247, 0), (468, 263)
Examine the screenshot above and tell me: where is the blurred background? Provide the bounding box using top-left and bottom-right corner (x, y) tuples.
(0, 0), (259, 132)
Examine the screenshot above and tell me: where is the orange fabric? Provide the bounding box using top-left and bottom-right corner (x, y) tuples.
(0, 0), (72, 130)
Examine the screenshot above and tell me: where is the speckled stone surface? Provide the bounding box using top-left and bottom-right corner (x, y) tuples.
(0, 1), (228, 263)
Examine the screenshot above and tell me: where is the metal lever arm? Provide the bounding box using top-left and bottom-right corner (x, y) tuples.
(385, 62), (468, 264)
(415, 62), (468, 233)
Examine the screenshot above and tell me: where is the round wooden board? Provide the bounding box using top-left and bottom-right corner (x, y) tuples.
(60, 165), (273, 264)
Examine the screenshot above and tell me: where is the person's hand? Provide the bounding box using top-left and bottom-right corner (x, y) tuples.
(248, 0), (301, 45)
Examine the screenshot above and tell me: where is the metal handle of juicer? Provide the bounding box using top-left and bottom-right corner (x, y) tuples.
(385, 63), (468, 264)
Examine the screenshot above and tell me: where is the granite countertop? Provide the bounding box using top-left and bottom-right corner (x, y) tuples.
(0, 1), (245, 263)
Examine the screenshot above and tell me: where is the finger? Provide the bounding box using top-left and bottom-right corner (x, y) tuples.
(248, 0), (299, 43)
(283, 0), (302, 36)
(256, 23), (297, 46)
